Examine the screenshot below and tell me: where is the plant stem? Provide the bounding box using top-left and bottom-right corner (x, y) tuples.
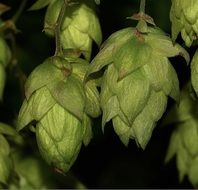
(12, 0), (27, 23)
(54, 0), (70, 56)
(139, 0), (146, 14)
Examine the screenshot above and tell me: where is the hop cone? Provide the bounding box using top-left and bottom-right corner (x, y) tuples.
(170, 0), (198, 47)
(0, 37), (11, 100)
(44, 0), (102, 60)
(86, 26), (189, 148)
(18, 56), (100, 172)
(165, 85), (198, 188)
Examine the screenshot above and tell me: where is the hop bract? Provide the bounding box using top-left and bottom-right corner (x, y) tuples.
(17, 56), (100, 172)
(0, 37), (11, 100)
(86, 26), (189, 149)
(44, 0), (102, 60)
(170, 0), (198, 47)
(191, 50), (198, 95)
(165, 85), (198, 188)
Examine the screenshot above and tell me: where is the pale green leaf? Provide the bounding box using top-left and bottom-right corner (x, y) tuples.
(84, 82), (101, 118)
(191, 50), (198, 95)
(29, 0), (53, 10)
(112, 116), (131, 146)
(85, 28), (133, 78)
(188, 156), (198, 188)
(25, 57), (63, 99)
(0, 122), (17, 136)
(143, 54), (179, 101)
(114, 37), (151, 80)
(82, 114), (92, 146)
(36, 104), (83, 172)
(0, 37), (11, 67)
(47, 76), (85, 120)
(117, 70), (150, 124)
(0, 154), (12, 184)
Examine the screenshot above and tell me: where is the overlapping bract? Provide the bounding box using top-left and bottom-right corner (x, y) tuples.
(17, 56), (100, 172)
(0, 37), (11, 100)
(86, 27), (189, 148)
(170, 0), (198, 47)
(44, 0), (102, 60)
(191, 50), (198, 95)
(165, 85), (198, 188)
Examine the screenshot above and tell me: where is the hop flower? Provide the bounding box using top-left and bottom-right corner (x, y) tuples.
(17, 56), (100, 172)
(0, 37), (11, 99)
(44, 0), (102, 60)
(86, 26), (189, 148)
(170, 0), (198, 47)
(165, 85), (198, 188)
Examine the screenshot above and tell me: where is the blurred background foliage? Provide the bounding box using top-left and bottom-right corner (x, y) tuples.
(0, 0), (193, 188)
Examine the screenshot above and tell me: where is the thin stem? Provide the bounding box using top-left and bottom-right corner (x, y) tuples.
(139, 0), (146, 14)
(54, 0), (70, 56)
(12, 0), (27, 23)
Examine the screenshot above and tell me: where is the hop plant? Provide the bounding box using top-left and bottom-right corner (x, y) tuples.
(86, 22), (189, 148)
(170, 0), (198, 47)
(44, 0), (102, 60)
(17, 56), (100, 172)
(0, 37), (11, 100)
(165, 85), (198, 188)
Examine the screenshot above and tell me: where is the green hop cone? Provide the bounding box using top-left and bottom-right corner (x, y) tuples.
(170, 0), (198, 47)
(165, 85), (198, 188)
(17, 56), (100, 172)
(86, 25), (189, 149)
(44, 0), (102, 60)
(0, 37), (11, 100)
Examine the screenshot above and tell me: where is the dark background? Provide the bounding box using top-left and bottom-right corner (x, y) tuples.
(0, 0), (193, 188)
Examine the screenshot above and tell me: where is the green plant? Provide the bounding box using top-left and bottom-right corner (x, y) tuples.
(0, 0), (198, 188)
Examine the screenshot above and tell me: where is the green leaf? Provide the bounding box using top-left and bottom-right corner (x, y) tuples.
(0, 135), (10, 156)
(112, 116), (131, 146)
(146, 30), (190, 63)
(117, 70), (150, 124)
(61, 25), (92, 61)
(143, 54), (179, 101)
(132, 90), (167, 149)
(17, 87), (56, 131)
(14, 155), (55, 189)
(84, 82), (101, 118)
(114, 37), (151, 80)
(102, 96), (120, 129)
(0, 37), (11, 67)
(176, 135), (190, 182)
(29, 0), (53, 10)
(165, 130), (180, 163)
(180, 120), (198, 157)
(189, 157), (198, 188)
(0, 122), (17, 136)
(82, 114), (92, 146)
(25, 57), (63, 99)
(0, 154), (12, 184)
(85, 28), (134, 78)
(191, 50), (198, 95)
(47, 76), (85, 120)
(36, 104), (83, 172)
